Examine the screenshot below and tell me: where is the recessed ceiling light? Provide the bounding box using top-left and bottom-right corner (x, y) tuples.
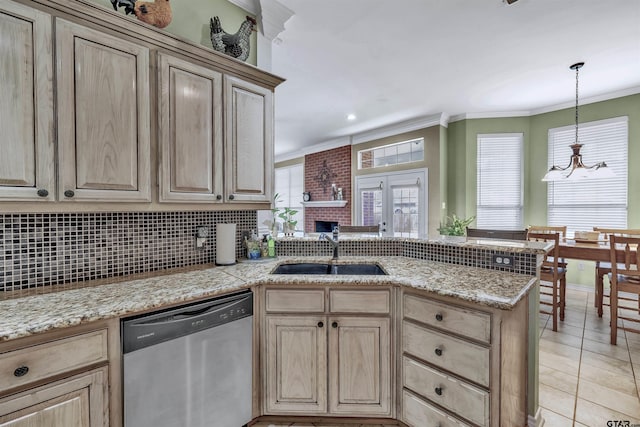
(347, 114), (357, 121)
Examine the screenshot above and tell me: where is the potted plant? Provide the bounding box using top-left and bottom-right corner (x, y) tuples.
(278, 207), (298, 236)
(269, 193), (282, 237)
(438, 214), (475, 241)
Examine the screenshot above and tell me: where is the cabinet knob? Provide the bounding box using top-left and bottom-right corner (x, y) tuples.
(434, 386), (443, 396)
(434, 347), (443, 356)
(317, 321), (324, 328)
(228, 195), (235, 200)
(216, 194), (222, 200)
(435, 313), (443, 322)
(14, 366), (29, 377)
(64, 190), (75, 198)
(37, 189), (49, 197)
(332, 321), (338, 328)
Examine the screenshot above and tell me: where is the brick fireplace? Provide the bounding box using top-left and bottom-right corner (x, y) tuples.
(303, 146), (352, 232)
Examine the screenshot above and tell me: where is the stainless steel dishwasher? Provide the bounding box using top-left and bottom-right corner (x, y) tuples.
(122, 289), (253, 427)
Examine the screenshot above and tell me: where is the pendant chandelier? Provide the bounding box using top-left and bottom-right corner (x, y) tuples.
(542, 62), (615, 181)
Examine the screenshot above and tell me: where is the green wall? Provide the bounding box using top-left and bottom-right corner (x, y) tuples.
(447, 93), (640, 286)
(89, 0), (257, 65)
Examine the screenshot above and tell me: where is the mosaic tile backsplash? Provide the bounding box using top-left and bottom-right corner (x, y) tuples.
(0, 211), (256, 291)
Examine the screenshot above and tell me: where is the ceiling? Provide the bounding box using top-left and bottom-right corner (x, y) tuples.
(270, 0), (640, 159)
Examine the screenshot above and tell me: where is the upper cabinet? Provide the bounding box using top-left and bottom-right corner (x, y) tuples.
(0, 0), (55, 201)
(157, 53), (224, 203)
(56, 19), (151, 202)
(224, 76), (274, 203)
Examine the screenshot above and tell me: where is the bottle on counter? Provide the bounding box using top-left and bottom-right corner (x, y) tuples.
(268, 236), (276, 257)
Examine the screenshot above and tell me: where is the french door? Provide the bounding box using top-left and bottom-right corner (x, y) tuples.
(355, 169), (427, 238)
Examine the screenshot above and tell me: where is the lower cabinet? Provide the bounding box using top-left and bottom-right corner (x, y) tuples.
(262, 287), (392, 418)
(0, 368), (108, 427)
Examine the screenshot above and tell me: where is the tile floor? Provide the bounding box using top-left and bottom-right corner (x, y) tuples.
(254, 287), (640, 427)
(539, 286), (640, 426)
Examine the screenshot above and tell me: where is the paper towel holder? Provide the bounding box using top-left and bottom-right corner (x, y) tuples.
(196, 226), (209, 248)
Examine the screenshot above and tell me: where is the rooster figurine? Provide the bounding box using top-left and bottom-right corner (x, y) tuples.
(111, 0), (172, 29)
(210, 16), (256, 62)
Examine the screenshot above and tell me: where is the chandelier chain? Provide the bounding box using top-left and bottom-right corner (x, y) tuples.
(575, 64), (579, 145)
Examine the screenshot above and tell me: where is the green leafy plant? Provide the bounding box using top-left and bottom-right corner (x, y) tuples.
(437, 214), (475, 236)
(278, 207), (298, 232)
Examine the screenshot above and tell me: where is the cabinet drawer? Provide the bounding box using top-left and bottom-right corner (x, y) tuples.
(402, 389), (472, 427)
(403, 357), (489, 427)
(265, 289), (325, 313)
(329, 289), (390, 314)
(404, 294), (491, 343)
(0, 329), (108, 394)
(403, 321), (489, 387)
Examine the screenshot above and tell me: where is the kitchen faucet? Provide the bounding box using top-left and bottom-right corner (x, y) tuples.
(321, 227), (339, 259)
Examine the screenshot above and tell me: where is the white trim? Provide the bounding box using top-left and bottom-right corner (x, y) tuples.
(351, 113), (448, 145)
(450, 111), (531, 122)
(259, 0), (294, 41)
(301, 200), (348, 208)
(275, 136), (351, 162)
(528, 407), (545, 427)
(227, 0), (259, 14)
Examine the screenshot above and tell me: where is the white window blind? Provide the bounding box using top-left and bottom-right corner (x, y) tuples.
(477, 133), (523, 229)
(547, 117), (628, 237)
(274, 163), (304, 230)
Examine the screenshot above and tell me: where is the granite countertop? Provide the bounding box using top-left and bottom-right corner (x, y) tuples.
(0, 256), (538, 342)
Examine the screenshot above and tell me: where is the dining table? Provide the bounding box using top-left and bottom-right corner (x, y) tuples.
(558, 238), (633, 263)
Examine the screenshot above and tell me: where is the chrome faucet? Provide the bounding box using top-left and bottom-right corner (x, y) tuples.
(321, 228), (339, 259)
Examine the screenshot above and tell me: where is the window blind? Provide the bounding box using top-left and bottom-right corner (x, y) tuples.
(274, 164), (304, 230)
(547, 117), (628, 237)
(477, 133), (524, 229)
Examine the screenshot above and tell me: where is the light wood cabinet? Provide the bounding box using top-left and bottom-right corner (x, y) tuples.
(400, 290), (528, 427)
(56, 19), (151, 202)
(262, 288), (393, 418)
(0, 368), (108, 427)
(0, 0), (55, 201)
(157, 53), (224, 203)
(224, 76), (273, 203)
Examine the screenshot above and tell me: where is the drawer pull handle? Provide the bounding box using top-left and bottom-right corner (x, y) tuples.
(434, 386), (443, 396)
(332, 321), (338, 328)
(37, 189), (49, 197)
(13, 366), (29, 377)
(434, 347), (443, 356)
(317, 321), (324, 328)
(228, 195), (235, 200)
(216, 194), (222, 200)
(435, 313), (443, 321)
(64, 190), (75, 198)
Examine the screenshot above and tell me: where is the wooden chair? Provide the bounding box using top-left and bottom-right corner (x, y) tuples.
(339, 224), (381, 236)
(609, 235), (640, 345)
(527, 225), (567, 238)
(528, 232), (566, 332)
(466, 228), (528, 241)
(593, 228), (640, 317)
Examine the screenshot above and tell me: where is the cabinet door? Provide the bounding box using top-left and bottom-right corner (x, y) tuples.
(158, 53), (223, 202)
(0, 0), (54, 201)
(265, 315), (327, 414)
(0, 368), (108, 427)
(56, 19), (150, 202)
(224, 75), (273, 203)
(328, 316), (391, 416)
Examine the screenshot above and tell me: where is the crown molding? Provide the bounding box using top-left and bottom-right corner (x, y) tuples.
(259, 0), (294, 41)
(227, 0), (259, 15)
(449, 111), (531, 122)
(275, 136), (351, 162)
(351, 113), (449, 145)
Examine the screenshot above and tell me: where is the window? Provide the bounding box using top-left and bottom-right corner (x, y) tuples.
(274, 163), (304, 231)
(358, 138), (424, 169)
(547, 117), (628, 237)
(476, 133), (523, 229)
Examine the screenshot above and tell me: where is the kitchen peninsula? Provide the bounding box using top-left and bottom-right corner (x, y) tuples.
(0, 237), (550, 427)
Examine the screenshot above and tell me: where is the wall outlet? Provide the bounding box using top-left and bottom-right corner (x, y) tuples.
(492, 254), (514, 268)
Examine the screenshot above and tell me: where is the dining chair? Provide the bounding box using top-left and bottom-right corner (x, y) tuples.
(608, 234), (640, 345)
(593, 228), (640, 317)
(466, 228), (528, 241)
(528, 231), (566, 332)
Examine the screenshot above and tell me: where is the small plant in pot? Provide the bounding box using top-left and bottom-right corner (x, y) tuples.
(438, 214), (475, 240)
(278, 207), (298, 236)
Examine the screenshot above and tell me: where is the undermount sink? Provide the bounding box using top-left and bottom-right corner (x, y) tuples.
(271, 263), (387, 275)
